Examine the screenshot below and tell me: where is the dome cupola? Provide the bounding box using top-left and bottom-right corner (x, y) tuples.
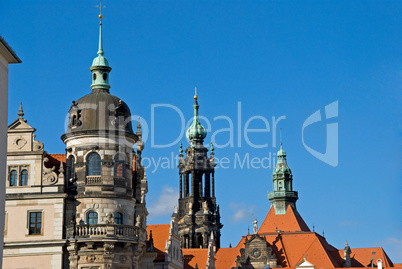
(61, 11), (136, 143)
(186, 88), (207, 144)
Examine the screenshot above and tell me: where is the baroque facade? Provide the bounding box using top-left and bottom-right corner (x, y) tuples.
(3, 12), (401, 269)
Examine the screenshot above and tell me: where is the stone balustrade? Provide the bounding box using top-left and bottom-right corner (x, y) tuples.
(68, 224), (140, 239)
(85, 175), (102, 185)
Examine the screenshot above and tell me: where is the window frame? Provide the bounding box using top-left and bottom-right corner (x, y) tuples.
(87, 211), (98, 225)
(114, 212), (123, 225)
(66, 155), (76, 180)
(87, 152), (101, 176)
(9, 170), (17, 186)
(114, 153), (126, 178)
(27, 210), (44, 236)
(20, 169), (28, 186)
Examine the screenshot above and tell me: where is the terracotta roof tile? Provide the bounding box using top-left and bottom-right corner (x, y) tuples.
(338, 247), (394, 267)
(259, 206), (310, 234)
(215, 238), (246, 269)
(48, 153), (66, 163)
(183, 248), (208, 269)
(147, 224), (170, 262)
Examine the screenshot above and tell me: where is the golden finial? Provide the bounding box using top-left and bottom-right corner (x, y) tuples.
(280, 128), (283, 149)
(194, 87), (198, 100)
(96, 0), (105, 21)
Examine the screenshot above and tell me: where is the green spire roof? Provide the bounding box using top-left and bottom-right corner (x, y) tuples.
(273, 143), (292, 175)
(186, 88), (207, 142)
(92, 15), (109, 67)
(90, 13), (112, 91)
(91, 17), (109, 67)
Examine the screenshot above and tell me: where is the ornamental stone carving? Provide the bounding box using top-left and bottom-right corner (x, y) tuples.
(102, 160), (113, 168)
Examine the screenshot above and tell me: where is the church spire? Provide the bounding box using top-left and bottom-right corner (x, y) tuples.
(186, 87), (207, 145)
(90, 2), (112, 91)
(268, 139), (299, 215)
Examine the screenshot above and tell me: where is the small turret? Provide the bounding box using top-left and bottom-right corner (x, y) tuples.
(268, 142), (299, 215)
(90, 12), (112, 91)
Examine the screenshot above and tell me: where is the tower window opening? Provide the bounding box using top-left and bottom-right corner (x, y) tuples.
(67, 155), (75, 180)
(87, 153), (101, 176)
(115, 212), (123, 224)
(114, 153), (126, 178)
(87, 211), (98, 224)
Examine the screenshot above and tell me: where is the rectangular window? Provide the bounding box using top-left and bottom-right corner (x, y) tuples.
(29, 212), (42, 235)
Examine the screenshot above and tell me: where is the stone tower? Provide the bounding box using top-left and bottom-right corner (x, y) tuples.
(177, 89), (222, 249)
(61, 13), (154, 269)
(268, 143), (299, 215)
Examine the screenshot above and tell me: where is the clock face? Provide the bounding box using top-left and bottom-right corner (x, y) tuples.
(252, 249), (261, 258)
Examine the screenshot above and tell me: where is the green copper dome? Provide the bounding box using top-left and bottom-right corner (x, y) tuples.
(273, 144), (292, 175)
(92, 54), (109, 67)
(186, 92), (207, 142)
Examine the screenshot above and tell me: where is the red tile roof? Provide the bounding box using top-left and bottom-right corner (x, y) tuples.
(338, 247), (394, 267)
(258, 205), (310, 233)
(48, 153), (66, 163)
(45, 154), (66, 175)
(146, 205), (398, 268)
(183, 248), (208, 269)
(147, 224), (170, 262)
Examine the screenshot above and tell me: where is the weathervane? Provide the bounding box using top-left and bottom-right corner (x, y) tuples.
(194, 87), (198, 100)
(96, 0), (106, 20)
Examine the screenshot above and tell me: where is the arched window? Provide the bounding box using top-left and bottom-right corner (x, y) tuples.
(66, 155), (75, 180)
(87, 153), (101, 176)
(10, 170), (17, 186)
(114, 212), (123, 224)
(87, 211), (98, 224)
(20, 170), (28, 186)
(114, 153), (126, 177)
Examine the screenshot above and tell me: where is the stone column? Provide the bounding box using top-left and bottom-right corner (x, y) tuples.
(179, 173), (183, 199)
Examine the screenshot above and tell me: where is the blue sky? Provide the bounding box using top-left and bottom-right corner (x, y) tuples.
(2, 0), (401, 262)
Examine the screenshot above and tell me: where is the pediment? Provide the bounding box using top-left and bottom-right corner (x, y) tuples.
(8, 119), (36, 132)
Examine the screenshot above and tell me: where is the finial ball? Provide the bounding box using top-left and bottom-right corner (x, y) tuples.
(99, 14), (103, 19)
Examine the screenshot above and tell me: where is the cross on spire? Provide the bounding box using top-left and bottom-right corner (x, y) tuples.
(194, 87), (198, 100)
(96, 0), (105, 19)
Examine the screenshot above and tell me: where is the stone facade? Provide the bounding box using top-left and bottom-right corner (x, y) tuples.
(4, 110), (66, 269)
